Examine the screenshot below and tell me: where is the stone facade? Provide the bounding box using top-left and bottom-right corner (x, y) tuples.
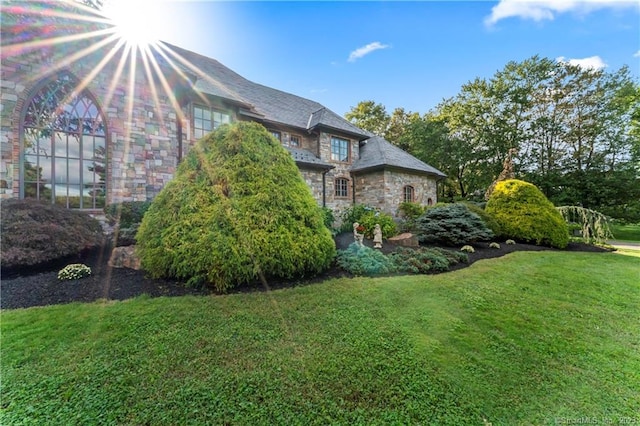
(354, 169), (438, 216)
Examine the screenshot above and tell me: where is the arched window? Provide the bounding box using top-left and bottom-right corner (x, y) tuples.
(403, 185), (415, 203)
(335, 177), (349, 198)
(22, 73), (106, 209)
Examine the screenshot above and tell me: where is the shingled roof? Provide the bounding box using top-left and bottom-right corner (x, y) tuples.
(351, 136), (446, 177)
(160, 42), (368, 139)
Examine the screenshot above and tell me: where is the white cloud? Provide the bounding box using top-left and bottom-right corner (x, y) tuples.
(485, 0), (639, 26)
(634, 50), (640, 58)
(557, 55), (608, 70)
(348, 42), (390, 62)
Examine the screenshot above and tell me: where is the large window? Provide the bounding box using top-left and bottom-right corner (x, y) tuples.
(335, 177), (349, 198)
(193, 105), (230, 139)
(403, 185), (415, 203)
(22, 73), (106, 209)
(330, 136), (350, 162)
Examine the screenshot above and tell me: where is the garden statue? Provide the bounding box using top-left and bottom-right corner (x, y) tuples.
(353, 222), (365, 246)
(373, 224), (383, 249)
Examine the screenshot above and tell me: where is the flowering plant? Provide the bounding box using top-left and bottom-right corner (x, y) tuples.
(58, 263), (92, 281)
(356, 225), (365, 233)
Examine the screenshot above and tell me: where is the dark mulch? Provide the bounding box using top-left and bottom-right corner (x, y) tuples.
(1, 234), (610, 310)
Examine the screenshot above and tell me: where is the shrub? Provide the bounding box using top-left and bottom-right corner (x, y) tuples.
(104, 201), (151, 246)
(506, 239), (516, 245)
(0, 198), (104, 270)
(486, 179), (569, 249)
(104, 201), (151, 228)
(389, 247), (468, 274)
(461, 245), (475, 253)
(462, 201), (502, 236)
(320, 207), (335, 230)
(489, 242), (500, 249)
(340, 204), (397, 239)
(136, 122), (336, 292)
(414, 203), (494, 246)
(556, 206), (613, 245)
(398, 202), (426, 220)
(58, 263), (91, 280)
(336, 243), (396, 276)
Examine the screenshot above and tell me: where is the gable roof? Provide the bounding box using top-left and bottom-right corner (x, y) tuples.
(351, 136), (446, 177)
(159, 42), (368, 139)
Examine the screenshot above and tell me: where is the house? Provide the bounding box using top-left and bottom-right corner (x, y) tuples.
(0, 0), (444, 220)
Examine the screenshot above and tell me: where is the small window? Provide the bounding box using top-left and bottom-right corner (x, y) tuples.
(427, 197), (434, 206)
(403, 185), (415, 203)
(269, 130), (281, 141)
(335, 178), (349, 198)
(289, 134), (301, 147)
(331, 136), (350, 162)
(193, 105), (230, 139)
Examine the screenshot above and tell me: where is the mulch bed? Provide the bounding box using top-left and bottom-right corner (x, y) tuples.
(1, 234), (610, 310)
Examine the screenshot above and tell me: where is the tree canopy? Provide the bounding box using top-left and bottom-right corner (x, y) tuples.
(345, 56), (640, 221)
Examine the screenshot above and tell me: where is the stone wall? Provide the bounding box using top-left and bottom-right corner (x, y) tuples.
(354, 169), (438, 217)
(1, 38), (180, 206)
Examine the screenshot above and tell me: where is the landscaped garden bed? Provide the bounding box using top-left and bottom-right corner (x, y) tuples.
(0, 232), (608, 310)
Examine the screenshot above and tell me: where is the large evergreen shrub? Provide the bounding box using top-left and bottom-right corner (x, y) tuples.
(414, 203), (494, 246)
(486, 179), (569, 248)
(136, 122), (336, 291)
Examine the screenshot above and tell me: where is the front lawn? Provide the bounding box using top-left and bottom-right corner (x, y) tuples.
(2, 251), (638, 425)
(611, 223), (640, 242)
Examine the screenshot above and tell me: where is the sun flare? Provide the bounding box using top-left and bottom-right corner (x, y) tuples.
(103, 0), (163, 47)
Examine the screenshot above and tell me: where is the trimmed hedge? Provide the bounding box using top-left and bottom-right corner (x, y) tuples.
(486, 179), (569, 249)
(136, 122), (336, 292)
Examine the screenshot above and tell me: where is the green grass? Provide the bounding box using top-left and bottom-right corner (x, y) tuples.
(611, 223), (640, 242)
(2, 252), (639, 425)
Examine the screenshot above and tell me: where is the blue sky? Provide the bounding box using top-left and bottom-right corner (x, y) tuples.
(120, 1), (639, 116)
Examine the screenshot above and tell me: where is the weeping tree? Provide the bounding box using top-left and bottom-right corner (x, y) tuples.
(136, 122), (336, 292)
(556, 206), (613, 245)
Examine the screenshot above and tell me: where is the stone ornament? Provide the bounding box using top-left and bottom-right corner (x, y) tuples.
(373, 223), (383, 249)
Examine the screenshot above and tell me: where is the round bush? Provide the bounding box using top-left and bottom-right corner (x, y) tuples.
(136, 122), (336, 292)
(414, 203), (494, 246)
(0, 198), (104, 270)
(485, 179), (569, 248)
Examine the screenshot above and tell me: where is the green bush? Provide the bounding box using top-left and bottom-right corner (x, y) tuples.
(104, 201), (151, 228)
(136, 122), (336, 292)
(486, 179), (569, 249)
(0, 198), (104, 270)
(336, 243), (397, 276)
(398, 202), (426, 220)
(462, 201), (502, 236)
(414, 203), (494, 246)
(104, 201), (151, 246)
(340, 204), (397, 239)
(389, 247), (467, 274)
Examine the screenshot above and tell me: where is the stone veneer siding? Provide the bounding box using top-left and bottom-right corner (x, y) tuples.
(1, 41), (181, 205)
(354, 169), (438, 217)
